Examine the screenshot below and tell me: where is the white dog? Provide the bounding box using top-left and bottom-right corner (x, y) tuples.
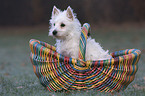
(49, 6), (112, 61)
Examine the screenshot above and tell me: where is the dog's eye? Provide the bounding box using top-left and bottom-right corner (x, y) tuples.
(61, 23), (65, 27)
(53, 23), (55, 26)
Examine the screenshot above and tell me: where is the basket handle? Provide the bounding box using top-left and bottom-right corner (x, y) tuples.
(78, 23), (90, 61)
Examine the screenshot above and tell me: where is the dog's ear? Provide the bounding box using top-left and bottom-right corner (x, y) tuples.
(52, 6), (60, 17)
(66, 6), (74, 21)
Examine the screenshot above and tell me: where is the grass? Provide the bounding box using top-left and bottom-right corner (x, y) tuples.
(0, 24), (145, 96)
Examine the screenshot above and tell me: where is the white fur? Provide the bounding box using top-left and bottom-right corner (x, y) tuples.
(49, 6), (112, 61)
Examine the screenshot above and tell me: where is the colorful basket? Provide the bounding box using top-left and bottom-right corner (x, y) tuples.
(29, 23), (141, 92)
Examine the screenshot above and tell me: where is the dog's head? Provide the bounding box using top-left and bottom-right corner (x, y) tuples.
(49, 6), (80, 40)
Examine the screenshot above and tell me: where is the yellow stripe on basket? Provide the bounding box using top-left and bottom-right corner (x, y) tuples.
(119, 56), (129, 84)
(71, 86), (88, 89)
(57, 54), (60, 66)
(73, 65), (90, 70)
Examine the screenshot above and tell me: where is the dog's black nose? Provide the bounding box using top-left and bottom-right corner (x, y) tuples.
(53, 30), (57, 35)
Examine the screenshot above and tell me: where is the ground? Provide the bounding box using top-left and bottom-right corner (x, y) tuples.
(0, 24), (145, 96)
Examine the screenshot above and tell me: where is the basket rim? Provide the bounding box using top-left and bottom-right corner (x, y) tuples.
(29, 39), (141, 63)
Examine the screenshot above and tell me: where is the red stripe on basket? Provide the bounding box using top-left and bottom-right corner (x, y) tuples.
(40, 46), (43, 57)
(34, 43), (38, 55)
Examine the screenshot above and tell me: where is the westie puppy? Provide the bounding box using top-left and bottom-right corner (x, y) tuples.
(49, 6), (112, 61)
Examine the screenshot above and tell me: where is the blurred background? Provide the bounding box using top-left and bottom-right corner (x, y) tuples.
(0, 0), (145, 26)
(0, 0), (145, 95)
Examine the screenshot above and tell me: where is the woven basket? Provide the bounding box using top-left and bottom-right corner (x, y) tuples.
(29, 23), (141, 92)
